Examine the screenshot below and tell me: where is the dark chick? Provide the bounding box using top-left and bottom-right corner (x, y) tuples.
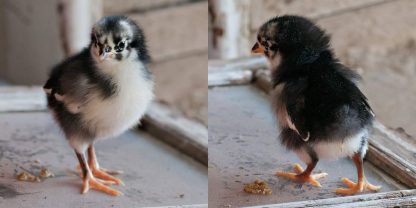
(43, 16), (153, 196)
(252, 15), (381, 195)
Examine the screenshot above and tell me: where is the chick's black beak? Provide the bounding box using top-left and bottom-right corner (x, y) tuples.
(251, 42), (264, 54)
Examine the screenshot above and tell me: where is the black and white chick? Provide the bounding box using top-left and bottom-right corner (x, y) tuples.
(43, 16), (153, 196)
(252, 15), (381, 195)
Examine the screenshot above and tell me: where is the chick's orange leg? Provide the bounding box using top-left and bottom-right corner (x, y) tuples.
(87, 145), (124, 186)
(335, 153), (381, 195)
(277, 162), (328, 187)
(75, 151), (122, 196)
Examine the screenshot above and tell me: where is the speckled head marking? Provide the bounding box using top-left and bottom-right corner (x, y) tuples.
(252, 15), (330, 65)
(90, 16), (150, 63)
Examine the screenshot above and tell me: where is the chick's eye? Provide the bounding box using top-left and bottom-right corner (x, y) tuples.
(104, 46), (111, 53)
(118, 41), (125, 48)
(115, 41), (125, 53)
(270, 44), (277, 50)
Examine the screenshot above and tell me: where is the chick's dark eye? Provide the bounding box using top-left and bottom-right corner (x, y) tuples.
(118, 41), (125, 48)
(270, 44), (278, 51)
(104, 46), (111, 53)
(115, 41), (125, 53)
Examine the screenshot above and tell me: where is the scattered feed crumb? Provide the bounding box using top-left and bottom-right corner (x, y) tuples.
(244, 179), (272, 195)
(17, 172), (41, 182)
(17, 167), (54, 182)
(39, 168), (54, 178)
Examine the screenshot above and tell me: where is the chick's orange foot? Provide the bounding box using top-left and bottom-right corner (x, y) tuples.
(276, 163), (328, 187)
(76, 165), (124, 186)
(335, 177), (381, 195)
(82, 174), (123, 196)
(91, 167), (125, 186)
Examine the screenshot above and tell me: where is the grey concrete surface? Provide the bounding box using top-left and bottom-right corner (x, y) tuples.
(0, 112), (207, 207)
(208, 85), (405, 208)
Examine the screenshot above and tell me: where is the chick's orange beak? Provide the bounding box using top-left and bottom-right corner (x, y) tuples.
(251, 42), (264, 54)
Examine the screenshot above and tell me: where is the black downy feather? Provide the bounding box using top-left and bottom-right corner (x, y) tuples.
(261, 16), (374, 152)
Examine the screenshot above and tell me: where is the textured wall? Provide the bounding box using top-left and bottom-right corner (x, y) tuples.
(0, 0), (64, 85)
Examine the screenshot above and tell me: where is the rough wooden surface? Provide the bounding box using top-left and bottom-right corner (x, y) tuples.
(249, 0), (389, 31)
(128, 1), (208, 62)
(103, 0), (190, 15)
(0, 112), (207, 207)
(153, 205), (207, 208)
(368, 122), (416, 188)
(142, 103), (208, 165)
(152, 52), (208, 125)
(247, 189), (416, 208)
(316, 0), (416, 60)
(0, 0), (64, 85)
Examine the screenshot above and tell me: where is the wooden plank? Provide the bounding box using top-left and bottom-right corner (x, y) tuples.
(0, 86), (207, 165)
(367, 122), (416, 188)
(154, 205), (207, 208)
(0, 86), (46, 112)
(208, 56), (267, 71)
(103, 0), (189, 15)
(142, 102), (208, 165)
(316, 0), (416, 60)
(151, 52), (207, 125)
(1, 0), (65, 85)
(208, 56), (267, 87)
(246, 189), (416, 208)
(129, 1), (208, 62)
(208, 69), (253, 87)
(250, 0), (390, 31)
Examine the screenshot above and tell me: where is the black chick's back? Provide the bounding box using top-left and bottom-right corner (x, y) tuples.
(276, 45), (374, 151)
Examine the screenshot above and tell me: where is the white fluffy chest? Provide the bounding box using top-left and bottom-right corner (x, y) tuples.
(82, 61), (153, 138)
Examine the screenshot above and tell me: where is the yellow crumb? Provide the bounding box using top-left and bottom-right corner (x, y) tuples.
(17, 168), (54, 182)
(244, 180), (272, 195)
(39, 168), (54, 178)
(16, 172), (41, 182)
